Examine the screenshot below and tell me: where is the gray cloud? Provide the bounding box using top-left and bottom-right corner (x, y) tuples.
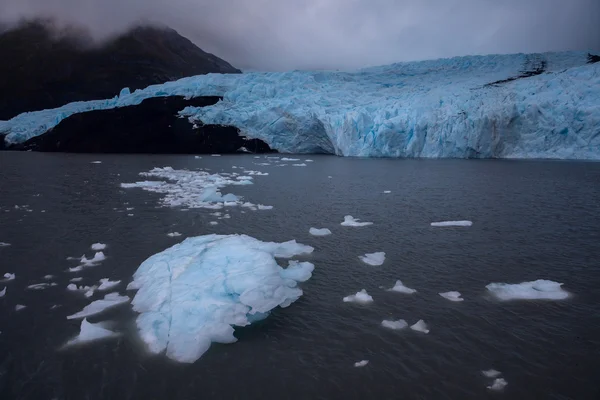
(1, 0), (599, 71)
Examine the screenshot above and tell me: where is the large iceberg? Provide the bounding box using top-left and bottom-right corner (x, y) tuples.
(127, 234), (314, 363)
(2, 52), (599, 159)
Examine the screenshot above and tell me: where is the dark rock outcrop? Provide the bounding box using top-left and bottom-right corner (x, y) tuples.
(484, 55), (547, 87)
(0, 19), (241, 120)
(10, 96), (275, 154)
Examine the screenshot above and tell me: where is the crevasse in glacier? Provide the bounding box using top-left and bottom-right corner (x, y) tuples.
(2, 52), (599, 159)
(127, 234), (314, 363)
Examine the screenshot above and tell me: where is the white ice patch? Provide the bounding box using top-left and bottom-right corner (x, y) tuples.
(486, 279), (570, 300)
(309, 228), (332, 236)
(381, 319), (408, 330)
(292, 163), (307, 167)
(341, 215), (373, 227)
(387, 280), (417, 294)
(44, 275), (54, 280)
(383, 190), (391, 194)
(410, 320), (429, 334)
(354, 360), (369, 367)
(0, 242), (10, 247)
(65, 318), (119, 346)
(0, 287), (5, 297)
(430, 220), (473, 227)
(91, 243), (106, 251)
(98, 279), (121, 291)
(66, 293), (130, 319)
(194, 156), (202, 159)
(439, 291), (464, 302)
(487, 378), (508, 391)
(121, 167), (255, 209)
(358, 252), (385, 266)
(127, 234), (314, 363)
(90, 161), (102, 164)
(482, 369), (502, 378)
(343, 289), (373, 304)
(167, 232), (182, 237)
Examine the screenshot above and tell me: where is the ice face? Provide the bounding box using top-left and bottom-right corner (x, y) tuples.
(381, 319), (408, 330)
(341, 216), (373, 227)
(439, 291), (464, 302)
(431, 220), (473, 227)
(387, 280), (417, 294)
(358, 252), (385, 266)
(2, 52), (599, 160)
(343, 289), (373, 304)
(486, 279), (570, 300)
(65, 319), (119, 347)
(127, 234), (314, 363)
(309, 228), (332, 236)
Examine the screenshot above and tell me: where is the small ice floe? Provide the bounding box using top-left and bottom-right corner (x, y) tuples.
(27, 283), (55, 290)
(358, 252), (385, 266)
(43, 275), (54, 280)
(292, 163), (307, 167)
(91, 243), (106, 251)
(482, 369), (502, 378)
(328, 176), (332, 178)
(70, 277), (83, 282)
(194, 156), (202, 159)
(50, 305), (61, 310)
(387, 280), (417, 294)
(0, 287), (6, 297)
(341, 215), (373, 227)
(98, 279), (121, 291)
(68, 266), (84, 273)
(211, 154), (221, 157)
(2, 273), (16, 281)
(309, 228), (332, 236)
(67, 284), (97, 298)
(0, 242), (10, 247)
(281, 158), (300, 161)
(167, 232), (182, 237)
(90, 161), (102, 164)
(244, 170), (269, 176)
(80, 252), (106, 266)
(486, 279), (570, 300)
(410, 320), (429, 334)
(487, 378), (508, 391)
(66, 293), (130, 319)
(343, 289), (373, 304)
(209, 221), (219, 226)
(439, 291), (464, 302)
(15, 304), (26, 311)
(354, 360), (369, 368)
(127, 214), (134, 217)
(381, 319), (408, 330)
(65, 318), (119, 347)
(305, 159), (314, 162)
(254, 156), (261, 159)
(430, 220), (473, 227)
(257, 205), (273, 210)
(126, 207), (134, 211)
(383, 190), (391, 194)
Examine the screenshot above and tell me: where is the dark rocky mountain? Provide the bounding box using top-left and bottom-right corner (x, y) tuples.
(8, 96), (274, 154)
(0, 19), (241, 120)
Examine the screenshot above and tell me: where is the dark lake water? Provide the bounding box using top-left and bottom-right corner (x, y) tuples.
(1, 151), (600, 400)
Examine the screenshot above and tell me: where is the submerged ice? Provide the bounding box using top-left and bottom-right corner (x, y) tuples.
(2, 52), (599, 160)
(127, 234), (314, 363)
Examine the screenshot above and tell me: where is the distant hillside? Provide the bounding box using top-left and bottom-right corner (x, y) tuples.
(0, 19), (241, 120)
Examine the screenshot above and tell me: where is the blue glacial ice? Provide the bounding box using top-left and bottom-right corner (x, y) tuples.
(1, 52), (599, 159)
(127, 234), (314, 363)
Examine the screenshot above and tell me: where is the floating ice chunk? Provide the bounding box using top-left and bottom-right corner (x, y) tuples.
(486, 279), (569, 300)
(359, 252), (385, 266)
(0, 287), (5, 297)
(66, 293), (130, 319)
(487, 378), (508, 391)
(209, 221), (218, 225)
(81, 252), (106, 266)
(430, 220), (473, 227)
(343, 289), (373, 304)
(292, 163), (307, 167)
(84, 286), (98, 298)
(67, 284), (78, 291)
(67, 284), (97, 297)
(439, 291), (464, 302)
(27, 283), (51, 290)
(309, 228), (332, 236)
(410, 320), (429, 334)
(70, 277), (83, 282)
(98, 279), (121, 291)
(381, 319), (408, 330)
(211, 154), (221, 157)
(387, 280), (417, 294)
(354, 360), (369, 367)
(383, 190), (391, 194)
(257, 205), (273, 210)
(328, 176), (332, 178)
(0, 242), (10, 247)
(281, 158), (300, 161)
(128, 214), (134, 216)
(305, 159), (314, 162)
(194, 156), (202, 159)
(341, 215), (373, 227)
(482, 369), (502, 378)
(65, 318), (119, 346)
(127, 234), (314, 363)
(69, 266), (84, 273)
(244, 170), (269, 176)
(90, 161), (102, 164)
(2, 273), (15, 281)
(91, 243), (106, 250)
(15, 304), (26, 311)
(199, 188), (239, 203)
(44, 275), (54, 280)
(167, 232), (182, 237)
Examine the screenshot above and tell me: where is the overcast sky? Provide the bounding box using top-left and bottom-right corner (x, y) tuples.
(1, 0), (599, 71)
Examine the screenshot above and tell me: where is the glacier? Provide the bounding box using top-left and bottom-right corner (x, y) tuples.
(127, 234), (314, 363)
(1, 51), (599, 159)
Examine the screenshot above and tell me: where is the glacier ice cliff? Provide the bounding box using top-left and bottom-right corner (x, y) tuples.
(1, 51), (599, 159)
(127, 234), (314, 363)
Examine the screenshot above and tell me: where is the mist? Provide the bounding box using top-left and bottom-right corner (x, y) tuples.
(1, 0), (599, 71)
